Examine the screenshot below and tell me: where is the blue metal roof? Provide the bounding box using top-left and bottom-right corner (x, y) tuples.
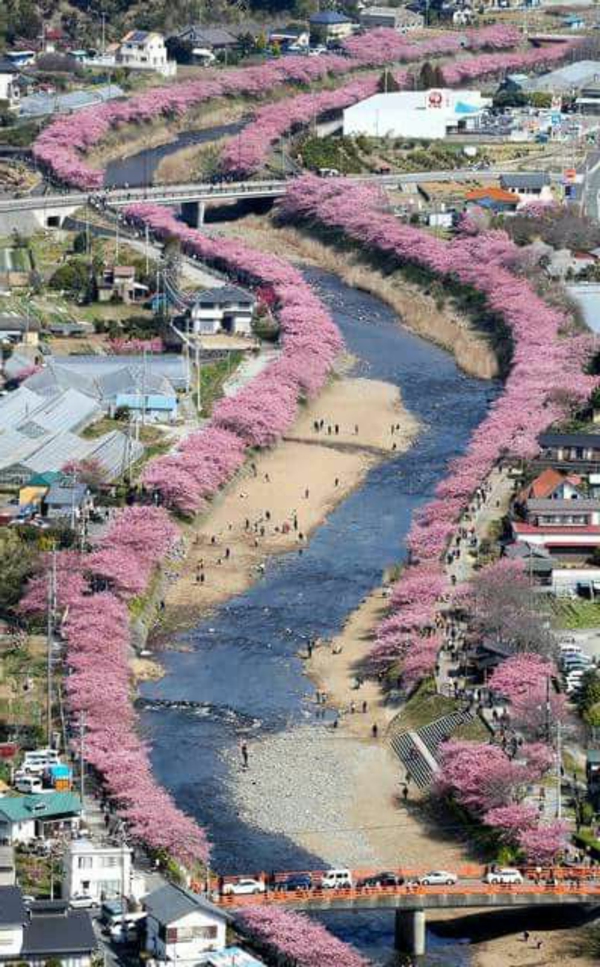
(115, 393), (177, 411)
(310, 10), (353, 23)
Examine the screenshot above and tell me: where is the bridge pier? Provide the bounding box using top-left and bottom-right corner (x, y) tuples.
(181, 200), (205, 228)
(395, 908), (426, 956)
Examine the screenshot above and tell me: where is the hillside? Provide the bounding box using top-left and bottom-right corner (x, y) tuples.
(1, 0), (318, 49)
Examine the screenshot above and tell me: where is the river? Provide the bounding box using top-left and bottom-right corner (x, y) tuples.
(140, 270), (498, 965)
(104, 120), (246, 188)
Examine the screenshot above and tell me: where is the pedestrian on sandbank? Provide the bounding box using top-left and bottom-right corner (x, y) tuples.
(241, 742), (249, 769)
(372, 723), (378, 739)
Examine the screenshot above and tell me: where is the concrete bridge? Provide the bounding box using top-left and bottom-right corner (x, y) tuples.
(208, 865), (600, 955)
(0, 168), (530, 232)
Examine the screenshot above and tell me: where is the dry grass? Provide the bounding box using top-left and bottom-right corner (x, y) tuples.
(220, 216), (499, 380)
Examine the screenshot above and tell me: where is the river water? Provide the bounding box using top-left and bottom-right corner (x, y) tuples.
(140, 270), (498, 964)
(104, 120), (246, 188)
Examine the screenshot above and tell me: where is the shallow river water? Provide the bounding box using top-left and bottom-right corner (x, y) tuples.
(141, 270), (498, 964)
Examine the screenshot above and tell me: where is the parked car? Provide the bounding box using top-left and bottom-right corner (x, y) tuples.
(14, 774), (44, 794)
(484, 868), (523, 885)
(419, 870), (458, 886)
(69, 893), (98, 909)
(321, 869), (353, 889)
(358, 871), (403, 889)
(222, 878), (265, 896)
(275, 873), (313, 892)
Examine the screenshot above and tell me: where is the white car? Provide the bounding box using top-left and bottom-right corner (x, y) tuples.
(69, 893), (98, 909)
(485, 868), (523, 885)
(321, 868), (353, 889)
(419, 870), (458, 886)
(222, 878), (265, 896)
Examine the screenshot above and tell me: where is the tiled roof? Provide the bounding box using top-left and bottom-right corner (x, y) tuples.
(0, 792), (82, 823)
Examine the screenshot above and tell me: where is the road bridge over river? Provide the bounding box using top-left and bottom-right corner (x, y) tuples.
(208, 864), (600, 955)
(0, 168), (548, 230)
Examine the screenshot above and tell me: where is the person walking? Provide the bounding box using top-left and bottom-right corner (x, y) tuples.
(372, 723), (378, 739)
(362, 700), (368, 713)
(241, 742), (249, 769)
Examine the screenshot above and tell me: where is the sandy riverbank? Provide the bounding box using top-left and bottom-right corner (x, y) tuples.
(227, 586), (470, 869)
(217, 215), (499, 381)
(160, 374), (418, 633)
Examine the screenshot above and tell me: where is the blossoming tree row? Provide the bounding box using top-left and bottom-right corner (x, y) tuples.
(20, 207), (376, 965)
(221, 40), (578, 176)
(32, 25), (519, 189)
(280, 175), (595, 861)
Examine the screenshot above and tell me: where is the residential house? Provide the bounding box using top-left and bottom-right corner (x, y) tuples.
(144, 883), (230, 964)
(0, 316), (39, 347)
(537, 431), (600, 469)
(309, 11), (356, 44)
(359, 6), (424, 32)
(511, 519), (600, 558)
(0, 888), (97, 967)
(505, 540), (555, 584)
(111, 392), (178, 423)
(269, 25), (310, 50)
(517, 467), (585, 503)
(563, 14), (585, 30)
(0, 57), (20, 111)
(189, 285), (256, 335)
(0, 792), (82, 845)
(499, 172), (552, 203)
(465, 187), (519, 213)
(117, 31), (176, 76)
(0, 846), (15, 886)
(176, 25), (238, 62)
(62, 840), (132, 903)
(523, 497), (600, 528)
(98, 265), (149, 304)
(43, 481), (92, 522)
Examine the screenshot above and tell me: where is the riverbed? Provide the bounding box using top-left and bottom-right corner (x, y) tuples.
(140, 269), (497, 964)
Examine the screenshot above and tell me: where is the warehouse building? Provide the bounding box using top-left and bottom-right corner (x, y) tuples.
(343, 88), (490, 139)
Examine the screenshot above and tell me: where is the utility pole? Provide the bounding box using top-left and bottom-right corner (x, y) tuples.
(145, 223), (150, 276)
(556, 720), (562, 820)
(46, 548), (57, 748)
(79, 713), (86, 811)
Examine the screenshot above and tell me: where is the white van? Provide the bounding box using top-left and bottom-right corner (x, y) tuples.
(14, 775), (44, 794)
(484, 868), (523, 885)
(321, 869), (353, 889)
(22, 749), (60, 773)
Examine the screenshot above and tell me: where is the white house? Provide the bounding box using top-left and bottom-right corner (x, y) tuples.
(499, 172), (553, 204)
(144, 883), (230, 964)
(0, 792), (82, 845)
(62, 840), (133, 903)
(359, 6), (424, 32)
(189, 285), (256, 336)
(309, 11), (356, 43)
(343, 88), (490, 140)
(0, 57), (20, 111)
(118, 31), (177, 76)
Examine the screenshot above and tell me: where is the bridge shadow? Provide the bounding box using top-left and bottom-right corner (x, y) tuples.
(429, 904), (600, 945)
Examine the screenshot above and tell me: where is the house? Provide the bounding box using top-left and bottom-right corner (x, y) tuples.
(189, 285), (256, 335)
(117, 31), (176, 76)
(62, 839), (132, 903)
(563, 14), (585, 30)
(176, 25), (239, 62)
(0, 316), (39, 347)
(309, 11), (356, 43)
(0, 57), (20, 111)
(111, 392), (178, 423)
(144, 883), (230, 964)
(43, 482), (92, 521)
(518, 467), (585, 503)
(537, 431), (600, 468)
(511, 519), (600, 559)
(465, 187), (519, 213)
(359, 6), (424, 32)
(98, 265), (149, 304)
(499, 172), (552, 203)
(524, 497), (600, 528)
(269, 25), (310, 50)
(505, 540), (555, 583)
(0, 889), (97, 967)
(0, 792), (82, 845)
(0, 845), (15, 886)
